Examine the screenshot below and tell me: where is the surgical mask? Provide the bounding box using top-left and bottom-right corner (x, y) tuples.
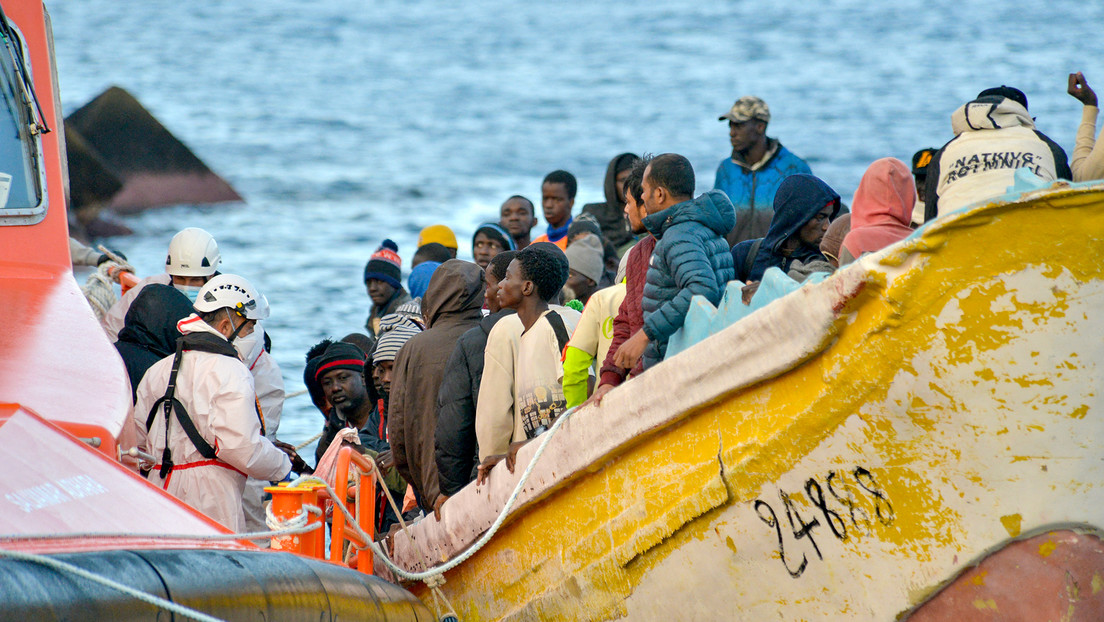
(234, 324), (266, 365)
(224, 308), (255, 345)
(174, 284), (201, 303)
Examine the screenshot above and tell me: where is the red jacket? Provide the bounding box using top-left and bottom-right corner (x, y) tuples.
(599, 235), (657, 387)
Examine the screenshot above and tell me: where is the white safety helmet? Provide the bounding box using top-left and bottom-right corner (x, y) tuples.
(166, 227), (221, 277)
(193, 274), (270, 321)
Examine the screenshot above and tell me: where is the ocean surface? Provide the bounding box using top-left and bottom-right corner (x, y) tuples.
(50, 0), (1101, 455)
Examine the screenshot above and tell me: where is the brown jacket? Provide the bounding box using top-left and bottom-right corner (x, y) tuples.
(388, 260), (484, 511)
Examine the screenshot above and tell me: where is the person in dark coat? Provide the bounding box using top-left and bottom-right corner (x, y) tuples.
(582, 153), (639, 250)
(114, 284), (194, 402)
(732, 174), (842, 283)
(433, 251), (518, 515)
(389, 259), (485, 513)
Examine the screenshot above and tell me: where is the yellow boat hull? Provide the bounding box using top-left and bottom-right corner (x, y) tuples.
(390, 182), (1104, 620)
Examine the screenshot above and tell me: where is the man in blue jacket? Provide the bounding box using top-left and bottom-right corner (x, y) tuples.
(614, 154), (735, 370)
(714, 96), (812, 246)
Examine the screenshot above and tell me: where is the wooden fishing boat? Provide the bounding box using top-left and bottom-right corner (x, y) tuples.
(0, 2), (430, 619)
(387, 176), (1104, 620)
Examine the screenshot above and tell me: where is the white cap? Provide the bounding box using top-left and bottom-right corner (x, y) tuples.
(166, 227), (220, 277)
(193, 274), (270, 320)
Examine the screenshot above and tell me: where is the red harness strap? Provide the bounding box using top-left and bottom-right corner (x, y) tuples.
(155, 459), (247, 490)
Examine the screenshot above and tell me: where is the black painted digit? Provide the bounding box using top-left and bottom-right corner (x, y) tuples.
(805, 478), (846, 540)
(827, 470), (871, 535)
(755, 500), (807, 578)
(854, 467), (895, 526)
(780, 491), (822, 560)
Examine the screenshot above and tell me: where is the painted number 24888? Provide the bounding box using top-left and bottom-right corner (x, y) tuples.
(753, 466), (894, 578)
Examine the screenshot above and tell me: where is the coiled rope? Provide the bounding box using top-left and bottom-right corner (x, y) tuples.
(79, 246), (135, 321)
(80, 262), (121, 321)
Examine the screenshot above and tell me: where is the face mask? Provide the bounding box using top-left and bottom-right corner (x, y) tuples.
(224, 308), (256, 345)
(175, 284), (201, 303)
(233, 324), (265, 365)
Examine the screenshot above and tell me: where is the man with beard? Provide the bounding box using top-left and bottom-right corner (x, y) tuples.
(714, 97), (812, 246)
(313, 342), (386, 454)
(313, 340), (407, 532)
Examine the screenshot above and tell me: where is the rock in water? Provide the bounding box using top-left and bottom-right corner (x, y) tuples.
(64, 123), (123, 209)
(65, 86), (243, 213)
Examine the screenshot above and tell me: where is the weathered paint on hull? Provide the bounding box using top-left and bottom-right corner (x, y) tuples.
(392, 183), (1104, 620)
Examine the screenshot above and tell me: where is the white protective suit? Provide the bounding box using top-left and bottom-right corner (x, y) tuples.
(133, 315), (290, 532)
(102, 272), (172, 341)
(236, 324), (286, 539)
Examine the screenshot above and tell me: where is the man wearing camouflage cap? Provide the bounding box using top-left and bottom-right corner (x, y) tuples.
(714, 96), (813, 245)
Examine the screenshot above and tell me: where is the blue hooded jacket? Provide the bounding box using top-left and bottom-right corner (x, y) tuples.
(714, 140), (812, 243)
(641, 189), (736, 367)
(731, 174), (842, 282)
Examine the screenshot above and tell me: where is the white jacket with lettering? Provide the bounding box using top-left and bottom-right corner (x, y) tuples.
(925, 96), (1070, 219)
(133, 315), (290, 532)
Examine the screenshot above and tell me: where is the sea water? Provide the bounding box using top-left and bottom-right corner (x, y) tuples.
(49, 0), (1102, 455)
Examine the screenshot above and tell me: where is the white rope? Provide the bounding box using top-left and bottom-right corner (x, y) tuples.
(95, 245), (135, 274)
(294, 430), (324, 451)
(285, 389), (309, 399)
(348, 406), (576, 582)
(265, 502), (323, 532)
(0, 546), (225, 622)
(80, 262), (119, 321)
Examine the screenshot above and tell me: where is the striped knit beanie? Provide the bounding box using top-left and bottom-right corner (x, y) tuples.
(363, 239), (402, 289)
(372, 313), (422, 364)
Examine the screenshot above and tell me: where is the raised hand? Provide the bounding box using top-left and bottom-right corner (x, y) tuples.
(1068, 72), (1098, 107)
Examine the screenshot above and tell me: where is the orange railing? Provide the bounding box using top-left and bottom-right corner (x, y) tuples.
(116, 269), (139, 295)
(266, 446), (376, 574)
(331, 446), (377, 572)
(103, 265), (140, 295)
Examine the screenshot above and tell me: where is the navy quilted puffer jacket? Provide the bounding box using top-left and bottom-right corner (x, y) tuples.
(641, 189), (736, 367)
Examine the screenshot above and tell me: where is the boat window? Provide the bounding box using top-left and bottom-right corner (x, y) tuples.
(0, 20), (45, 220)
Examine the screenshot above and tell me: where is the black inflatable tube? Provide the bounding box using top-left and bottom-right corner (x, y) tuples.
(0, 548), (433, 621)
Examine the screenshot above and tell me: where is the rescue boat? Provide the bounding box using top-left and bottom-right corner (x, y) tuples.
(385, 174), (1104, 620)
(0, 2), (431, 619)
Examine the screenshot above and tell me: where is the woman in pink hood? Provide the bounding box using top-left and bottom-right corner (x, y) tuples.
(840, 158), (916, 265)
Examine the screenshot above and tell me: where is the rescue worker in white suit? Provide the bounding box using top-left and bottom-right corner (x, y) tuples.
(235, 326), (286, 541)
(102, 227), (222, 342)
(133, 274), (308, 531)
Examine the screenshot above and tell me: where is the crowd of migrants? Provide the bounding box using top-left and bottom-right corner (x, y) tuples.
(96, 75), (1104, 540)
